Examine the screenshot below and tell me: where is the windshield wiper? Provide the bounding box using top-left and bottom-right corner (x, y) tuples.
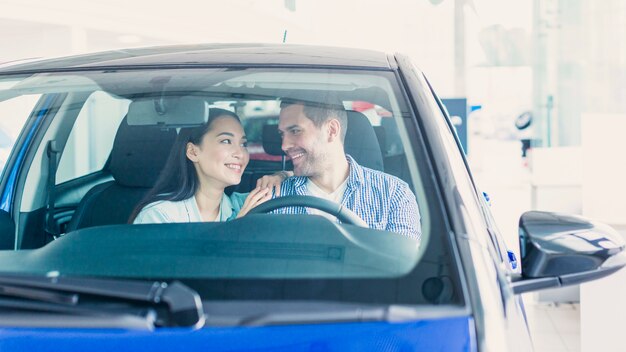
(0, 274), (204, 328)
(0, 284), (78, 304)
(203, 301), (466, 327)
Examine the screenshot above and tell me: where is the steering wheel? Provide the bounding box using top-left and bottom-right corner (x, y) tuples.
(247, 195), (368, 227)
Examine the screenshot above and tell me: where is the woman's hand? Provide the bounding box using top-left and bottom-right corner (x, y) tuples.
(237, 186), (272, 218)
(256, 171), (293, 197)
(237, 171), (293, 218)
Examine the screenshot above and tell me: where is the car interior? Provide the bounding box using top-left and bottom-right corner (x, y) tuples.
(12, 93), (416, 245)
(61, 97), (410, 234)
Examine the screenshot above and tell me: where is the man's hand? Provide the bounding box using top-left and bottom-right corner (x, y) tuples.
(255, 171), (292, 197)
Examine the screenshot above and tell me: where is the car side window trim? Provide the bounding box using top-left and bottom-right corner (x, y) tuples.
(0, 94), (57, 212)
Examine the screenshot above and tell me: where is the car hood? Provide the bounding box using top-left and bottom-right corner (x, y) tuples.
(0, 316), (475, 351)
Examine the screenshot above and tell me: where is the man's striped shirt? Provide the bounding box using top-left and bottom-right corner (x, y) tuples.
(276, 155), (421, 242)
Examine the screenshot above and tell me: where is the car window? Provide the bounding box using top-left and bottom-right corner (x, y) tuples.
(0, 89), (41, 176)
(56, 91), (129, 184)
(0, 68), (463, 311)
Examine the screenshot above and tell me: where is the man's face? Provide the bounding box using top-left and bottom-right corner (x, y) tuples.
(278, 104), (329, 177)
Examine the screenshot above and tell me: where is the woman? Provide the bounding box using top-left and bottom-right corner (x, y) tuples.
(131, 108), (283, 224)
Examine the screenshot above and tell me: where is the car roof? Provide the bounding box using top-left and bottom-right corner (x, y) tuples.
(0, 44), (394, 74)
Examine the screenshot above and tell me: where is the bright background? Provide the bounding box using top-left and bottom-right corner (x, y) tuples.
(2, 1), (626, 350)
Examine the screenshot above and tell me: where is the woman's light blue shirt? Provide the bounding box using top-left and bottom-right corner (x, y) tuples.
(133, 192), (247, 224)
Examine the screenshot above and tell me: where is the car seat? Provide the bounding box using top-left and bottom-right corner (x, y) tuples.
(343, 110), (384, 171)
(66, 118), (176, 231)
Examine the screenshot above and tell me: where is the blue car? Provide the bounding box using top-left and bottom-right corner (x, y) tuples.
(0, 44), (623, 351)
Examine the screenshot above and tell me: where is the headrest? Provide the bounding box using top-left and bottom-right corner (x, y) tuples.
(262, 124), (284, 156)
(345, 111), (384, 171)
(373, 125), (387, 155)
(127, 96), (208, 127)
(109, 118), (177, 187)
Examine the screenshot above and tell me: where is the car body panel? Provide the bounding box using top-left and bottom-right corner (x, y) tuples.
(0, 44), (391, 74)
(0, 316), (475, 352)
(393, 54), (533, 351)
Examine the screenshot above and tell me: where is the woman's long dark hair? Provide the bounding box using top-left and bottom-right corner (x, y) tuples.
(129, 108), (241, 222)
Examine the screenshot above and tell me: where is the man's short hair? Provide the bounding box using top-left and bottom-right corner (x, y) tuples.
(280, 97), (348, 142)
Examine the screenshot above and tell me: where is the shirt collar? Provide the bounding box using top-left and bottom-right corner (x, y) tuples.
(345, 154), (364, 190)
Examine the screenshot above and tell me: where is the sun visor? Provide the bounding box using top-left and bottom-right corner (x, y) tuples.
(127, 96), (209, 127)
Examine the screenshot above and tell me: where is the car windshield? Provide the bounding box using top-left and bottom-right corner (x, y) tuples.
(0, 67), (462, 310)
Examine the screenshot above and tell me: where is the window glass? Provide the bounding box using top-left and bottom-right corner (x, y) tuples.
(0, 93), (40, 176)
(56, 91), (129, 184)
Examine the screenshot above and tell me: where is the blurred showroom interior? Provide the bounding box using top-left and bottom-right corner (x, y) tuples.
(1, 0), (625, 350)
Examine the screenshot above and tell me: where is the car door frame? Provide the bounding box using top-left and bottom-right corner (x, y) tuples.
(393, 53), (535, 351)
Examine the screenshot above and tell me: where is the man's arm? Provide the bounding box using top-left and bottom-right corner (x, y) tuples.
(387, 183), (422, 242)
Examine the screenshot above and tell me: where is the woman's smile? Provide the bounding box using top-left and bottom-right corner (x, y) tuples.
(225, 163), (243, 173)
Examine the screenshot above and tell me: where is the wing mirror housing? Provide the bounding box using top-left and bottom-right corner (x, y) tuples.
(511, 211), (626, 294)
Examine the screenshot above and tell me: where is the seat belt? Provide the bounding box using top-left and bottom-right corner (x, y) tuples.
(45, 140), (60, 239)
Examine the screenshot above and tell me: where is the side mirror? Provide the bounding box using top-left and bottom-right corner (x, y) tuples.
(511, 211), (626, 294)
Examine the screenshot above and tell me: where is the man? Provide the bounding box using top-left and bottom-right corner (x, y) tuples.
(273, 98), (421, 241)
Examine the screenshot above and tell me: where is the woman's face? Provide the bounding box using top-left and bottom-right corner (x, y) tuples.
(186, 116), (249, 189)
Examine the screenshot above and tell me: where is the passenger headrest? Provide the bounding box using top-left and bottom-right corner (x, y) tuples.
(126, 96), (208, 128)
(109, 118), (177, 187)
